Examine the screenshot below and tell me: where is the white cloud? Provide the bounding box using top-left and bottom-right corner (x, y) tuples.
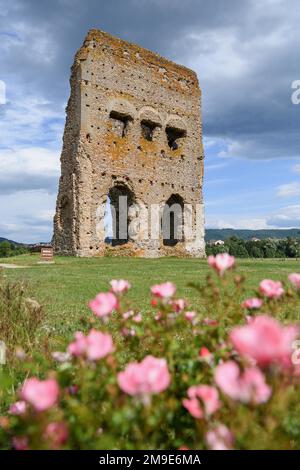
(292, 164), (300, 173)
(277, 182), (300, 198)
(185, 29), (249, 81)
(206, 217), (271, 230)
(0, 147), (60, 194)
(268, 204), (300, 227)
(0, 147), (59, 177)
(0, 190), (56, 243)
(207, 204), (300, 230)
(0, 95), (64, 148)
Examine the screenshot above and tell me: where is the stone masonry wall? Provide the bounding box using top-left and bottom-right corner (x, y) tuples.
(53, 29), (205, 257)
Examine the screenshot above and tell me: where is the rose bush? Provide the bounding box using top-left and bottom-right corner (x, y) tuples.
(1, 254), (300, 450)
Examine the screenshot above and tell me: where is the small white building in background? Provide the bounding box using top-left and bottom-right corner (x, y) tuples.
(214, 240), (225, 246)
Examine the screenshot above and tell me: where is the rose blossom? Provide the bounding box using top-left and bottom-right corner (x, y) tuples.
(110, 279), (131, 294)
(171, 299), (186, 312)
(203, 317), (219, 326)
(151, 282), (176, 299)
(133, 313), (142, 323)
(122, 310), (134, 320)
(259, 279), (284, 299)
(183, 385), (220, 419)
(230, 315), (298, 367)
(199, 347), (212, 359)
(21, 378), (59, 412)
(207, 253), (235, 276)
(44, 422), (68, 447)
(9, 401), (27, 416)
(118, 355), (170, 397)
(241, 297), (263, 310)
(89, 292), (118, 317)
(215, 361), (271, 404)
(288, 273), (300, 290)
(68, 329), (114, 360)
(51, 351), (72, 363)
(12, 436), (29, 450)
(206, 424), (234, 450)
(121, 327), (136, 337)
(185, 311), (196, 322)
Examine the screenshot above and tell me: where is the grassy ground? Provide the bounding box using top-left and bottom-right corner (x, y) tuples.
(1, 254), (299, 339)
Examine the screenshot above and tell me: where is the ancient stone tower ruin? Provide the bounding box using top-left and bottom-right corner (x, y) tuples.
(53, 29), (205, 257)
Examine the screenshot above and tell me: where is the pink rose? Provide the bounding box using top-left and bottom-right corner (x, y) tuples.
(12, 436), (29, 450)
(241, 297), (263, 310)
(110, 279), (131, 294)
(133, 314), (142, 323)
(44, 422), (68, 448)
(21, 378), (59, 412)
(68, 329), (114, 361)
(230, 315), (298, 367)
(215, 361), (271, 404)
(118, 355), (170, 397)
(185, 311), (197, 322)
(207, 253), (235, 276)
(288, 273), (300, 290)
(199, 347), (212, 359)
(259, 279), (284, 299)
(67, 332), (87, 357)
(121, 327), (136, 337)
(122, 310), (134, 320)
(89, 292), (118, 317)
(206, 424), (234, 450)
(9, 401), (27, 416)
(171, 299), (186, 312)
(203, 318), (219, 327)
(183, 385), (220, 419)
(151, 282), (176, 299)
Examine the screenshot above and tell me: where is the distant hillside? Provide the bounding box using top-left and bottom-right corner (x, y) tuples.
(0, 237), (20, 245)
(205, 228), (300, 242)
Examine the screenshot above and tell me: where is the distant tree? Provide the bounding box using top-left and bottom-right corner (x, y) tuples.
(0, 240), (13, 258)
(245, 241), (264, 258)
(225, 236), (249, 258)
(206, 236), (300, 259)
(284, 237), (300, 258)
(0, 241), (28, 258)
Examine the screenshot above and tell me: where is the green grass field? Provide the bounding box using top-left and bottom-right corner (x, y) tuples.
(1, 254), (299, 338)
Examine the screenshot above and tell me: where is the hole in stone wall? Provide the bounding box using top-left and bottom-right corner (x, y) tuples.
(166, 126), (186, 150)
(109, 110), (132, 138)
(106, 184), (136, 246)
(162, 194), (184, 247)
(141, 120), (158, 142)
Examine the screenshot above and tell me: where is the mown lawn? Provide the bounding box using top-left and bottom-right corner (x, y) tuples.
(1, 254), (299, 339)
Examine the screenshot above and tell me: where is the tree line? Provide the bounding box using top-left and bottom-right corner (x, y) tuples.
(0, 240), (29, 258)
(206, 236), (300, 258)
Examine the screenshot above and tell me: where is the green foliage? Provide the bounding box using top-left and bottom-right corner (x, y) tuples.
(0, 277), (45, 358)
(0, 241), (28, 258)
(207, 236), (300, 259)
(0, 263), (300, 450)
(205, 228), (300, 242)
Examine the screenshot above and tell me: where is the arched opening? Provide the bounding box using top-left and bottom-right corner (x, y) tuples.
(162, 194), (184, 246)
(108, 184), (135, 246)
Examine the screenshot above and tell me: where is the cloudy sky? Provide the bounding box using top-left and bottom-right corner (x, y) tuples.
(0, 0), (299, 243)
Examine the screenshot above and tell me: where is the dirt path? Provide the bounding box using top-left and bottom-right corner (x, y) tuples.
(0, 263), (27, 269)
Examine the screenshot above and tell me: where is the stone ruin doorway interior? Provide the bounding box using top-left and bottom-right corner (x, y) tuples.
(162, 194), (185, 247)
(107, 184), (136, 246)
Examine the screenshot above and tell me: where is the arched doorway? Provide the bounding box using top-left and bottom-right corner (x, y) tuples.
(108, 184), (135, 246)
(162, 194), (184, 246)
